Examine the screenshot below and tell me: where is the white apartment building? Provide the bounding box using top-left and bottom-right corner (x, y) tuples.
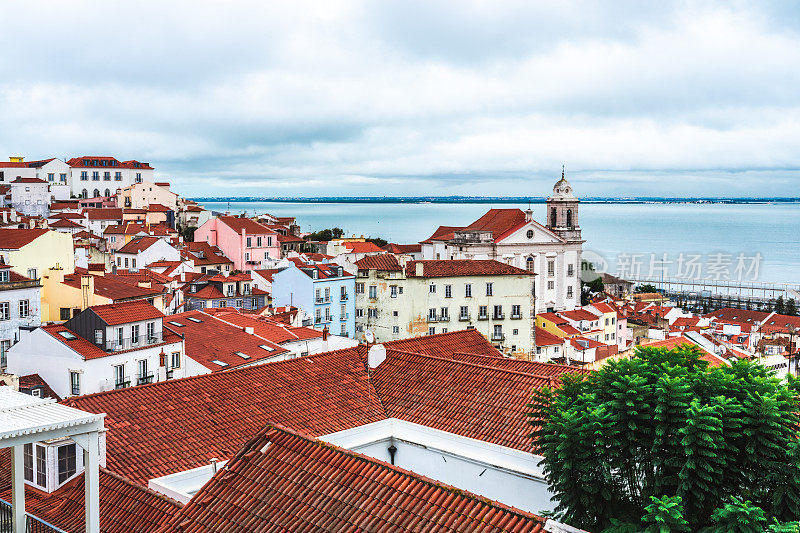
(420, 172), (583, 313)
(6, 300), (186, 397)
(0, 261), (41, 372)
(354, 256), (536, 357)
(10, 177), (50, 217)
(67, 156), (154, 199)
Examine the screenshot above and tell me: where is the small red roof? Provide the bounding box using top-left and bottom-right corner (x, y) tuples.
(354, 253), (402, 271)
(147, 203), (172, 212)
(535, 327), (564, 346)
(89, 300), (164, 325)
(0, 228), (49, 249)
(463, 208), (528, 242)
(49, 218), (84, 229)
(384, 328), (501, 358)
(341, 241), (384, 253)
(218, 215), (275, 236)
(11, 177), (48, 184)
(117, 236), (161, 254)
(421, 225), (463, 243)
(406, 259), (534, 278)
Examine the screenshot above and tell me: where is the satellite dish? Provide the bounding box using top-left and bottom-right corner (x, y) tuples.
(364, 330), (375, 344)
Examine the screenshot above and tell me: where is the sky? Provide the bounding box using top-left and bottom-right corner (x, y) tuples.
(1, 1), (799, 198)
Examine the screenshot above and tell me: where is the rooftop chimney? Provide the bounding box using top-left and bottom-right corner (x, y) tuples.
(415, 262), (424, 277)
(322, 326), (328, 341)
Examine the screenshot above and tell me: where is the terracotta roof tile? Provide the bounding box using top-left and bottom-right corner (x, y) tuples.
(341, 241), (384, 253)
(116, 236), (161, 254)
(157, 424), (546, 533)
(0, 228), (49, 249)
(89, 300), (164, 325)
(354, 253), (402, 271)
(406, 259), (534, 278)
(384, 328), (501, 358)
(464, 209), (527, 241)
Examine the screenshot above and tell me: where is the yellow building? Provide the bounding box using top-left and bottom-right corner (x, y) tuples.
(0, 229), (75, 280)
(535, 312), (578, 338)
(41, 269), (167, 322)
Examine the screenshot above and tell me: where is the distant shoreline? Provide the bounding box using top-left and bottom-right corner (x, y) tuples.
(192, 196), (800, 205)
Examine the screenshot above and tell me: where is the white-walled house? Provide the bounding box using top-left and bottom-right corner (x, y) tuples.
(10, 177), (50, 217)
(114, 236), (180, 271)
(68, 156), (154, 199)
(6, 300), (186, 397)
(0, 261), (41, 371)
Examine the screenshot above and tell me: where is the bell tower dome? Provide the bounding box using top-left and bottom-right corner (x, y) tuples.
(546, 165), (582, 243)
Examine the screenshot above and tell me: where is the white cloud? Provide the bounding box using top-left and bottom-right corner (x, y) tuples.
(0, 0), (798, 196)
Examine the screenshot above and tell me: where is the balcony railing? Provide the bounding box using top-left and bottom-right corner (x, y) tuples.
(114, 378), (131, 390)
(315, 317), (332, 324)
(438, 315), (450, 322)
(0, 497), (67, 533)
(493, 313), (505, 320)
(459, 314), (470, 321)
(315, 297), (331, 304)
(137, 373), (154, 386)
(491, 333), (505, 341)
(427, 316), (437, 323)
(340, 293), (349, 301)
(477, 314), (489, 321)
(340, 313), (349, 320)
(106, 332), (164, 352)
(510, 313), (522, 320)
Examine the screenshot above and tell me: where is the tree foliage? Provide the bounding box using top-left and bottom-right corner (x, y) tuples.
(635, 283), (660, 294)
(305, 227), (345, 241)
(529, 345), (800, 532)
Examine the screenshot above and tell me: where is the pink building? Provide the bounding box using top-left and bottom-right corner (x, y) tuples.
(194, 215), (281, 271)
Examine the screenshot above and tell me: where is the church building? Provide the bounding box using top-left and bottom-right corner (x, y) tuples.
(420, 169), (583, 312)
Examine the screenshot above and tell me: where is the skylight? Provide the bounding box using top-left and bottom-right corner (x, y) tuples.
(259, 345), (275, 352)
(235, 351), (251, 359)
(187, 317), (203, 323)
(168, 321), (185, 327)
(212, 360), (228, 366)
(58, 331), (77, 340)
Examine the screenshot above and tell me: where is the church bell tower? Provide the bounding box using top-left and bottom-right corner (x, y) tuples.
(546, 166), (582, 243)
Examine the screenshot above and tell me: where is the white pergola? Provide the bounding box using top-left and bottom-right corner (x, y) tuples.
(0, 386), (105, 533)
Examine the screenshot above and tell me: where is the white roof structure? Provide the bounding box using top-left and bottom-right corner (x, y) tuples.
(0, 387), (104, 447)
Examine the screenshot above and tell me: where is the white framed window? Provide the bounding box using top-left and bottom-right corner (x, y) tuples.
(18, 299), (29, 318)
(70, 371), (80, 396)
(429, 284), (436, 293)
(548, 281), (555, 290)
(486, 283), (493, 296)
(444, 285), (452, 298)
(58, 443), (77, 483)
(0, 302), (9, 321)
(368, 285), (377, 299)
(392, 326), (399, 334)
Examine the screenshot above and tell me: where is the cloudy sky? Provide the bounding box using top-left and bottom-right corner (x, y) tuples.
(1, 1), (799, 197)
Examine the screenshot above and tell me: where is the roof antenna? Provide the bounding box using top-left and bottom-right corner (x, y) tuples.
(562, 164), (565, 180)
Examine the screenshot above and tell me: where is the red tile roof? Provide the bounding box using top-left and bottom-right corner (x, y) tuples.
(83, 208), (123, 221)
(89, 300), (164, 325)
(592, 302), (617, 314)
(0, 228), (49, 249)
(642, 336), (729, 366)
(341, 240), (384, 253)
(116, 236), (161, 254)
(165, 310), (288, 369)
(421, 225), (463, 243)
(49, 218), (84, 229)
(446, 351), (583, 377)
(18, 373), (60, 400)
(61, 347), (387, 484)
(535, 327), (564, 346)
(62, 270), (164, 301)
(252, 268), (282, 282)
(11, 177), (48, 184)
(464, 208), (527, 242)
(206, 309), (322, 343)
(42, 323), (180, 361)
(384, 328), (502, 358)
(0, 466), (179, 533)
(406, 259), (534, 278)
(372, 349), (578, 451)
(559, 309), (600, 322)
(147, 203), (172, 212)
(384, 242), (422, 254)
(185, 241), (232, 266)
(276, 233), (304, 243)
(158, 424), (547, 533)
(354, 253), (402, 271)
(51, 212), (85, 219)
(217, 215), (275, 236)
(67, 156), (153, 169)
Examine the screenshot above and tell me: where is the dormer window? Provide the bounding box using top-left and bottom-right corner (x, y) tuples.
(0, 270), (8, 282)
(312, 270), (318, 279)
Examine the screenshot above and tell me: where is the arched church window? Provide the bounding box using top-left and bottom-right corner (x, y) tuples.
(526, 256), (535, 272)
(93, 189), (100, 198)
(550, 207), (557, 226)
(566, 209), (573, 228)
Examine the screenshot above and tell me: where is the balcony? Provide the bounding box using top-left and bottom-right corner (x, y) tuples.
(438, 315), (450, 322)
(491, 333), (505, 341)
(493, 313), (505, 320)
(137, 373), (154, 386)
(426, 316), (438, 323)
(114, 378), (131, 390)
(477, 314), (489, 321)
(340, 313), (349, 321)
(315, 297), (331, 304)
(459, 314), (470, 321)
(510, 313), (522, 320)
(340, 293), (349, 301)
(0, 278), (41, 291)
(315, 317), (332, 324)
(106, 332), (164, 352)
(0, 498), (67, 533)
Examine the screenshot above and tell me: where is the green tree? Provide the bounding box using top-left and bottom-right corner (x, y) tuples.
(786, 298), (797, 317)
(635, 283), (660, 294)
(642, 495), (690, 533)
(365, 237), (388, 248)
(305, 227), (345, 242)
(776, 296), (786, 314)
(529, 345), (800, 532)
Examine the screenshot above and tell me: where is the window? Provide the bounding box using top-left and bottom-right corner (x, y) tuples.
(465, 284), (472, 297)
(367, 308), (377, 319)
(0, 302), (9, 321)
(526, 229), (534, 239)
(115, 171), (122, 181)
(486, 283), (493, 296)
(70, 371), (80, 395)
(355, 282), (364, 294)
(428, 308), (437, 320)
(103, 171), (111, 181)
(60, 307), (71, 321)
(58, 444), (77, 484)
(47, 172), (54, 181)
(114, 364), (125, 387)
(124, 257), (129, 268)
(566, 285), (573, 298)
(513, 329), (518, 335)
(245, 252), (250, 261)
(80, 171), (88, 181)
(18, 299), (29, 318)
(368, 285), (377, 299)
(24, 443), (33, 482)
(247, 237), (252, 247)
(548, 260), (555, 276)
(567, 264), (574, 276)
(131, 258), (136, 269)
(493, 324), (503, 340)
(511, 304), (521, 318)
(440, 307), (449, 320)
(459, 306), (468, 319)
(59, 173), (67, 182)
(325, 307), (331, 321)
(0, 270), (7, 282)
(526, 257), (535, 271)
(257, 237), (262, 247)
(146, 321), (155, 339)
(131, 324), (140, 344)
(92, 171), (99, 181)
(340, 323), (347, 336)
(27, 268), (37, 280)
(138, 359), (148, 380)
(136, 173), (142, 183)
(390, 285), (397, 298)
(605, 334), (610, 341)
(611, 332), (615, 340)
(340, 286), (347, 300)
(493, 305), (503, 319)
(428, 326), (435, 335)
(171, 352), (181, 368)
(478, 305), (488, 319)
(548, 281), (555, 290)
(340, 303), (346, 317)
(94, 329), (103, 344)
(324, 287), (330, 301)
(429, 284), (436, 294)
(355, 308), (364, 318)
(444, 285), (452, 298)
(392, 325), (399, 334)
